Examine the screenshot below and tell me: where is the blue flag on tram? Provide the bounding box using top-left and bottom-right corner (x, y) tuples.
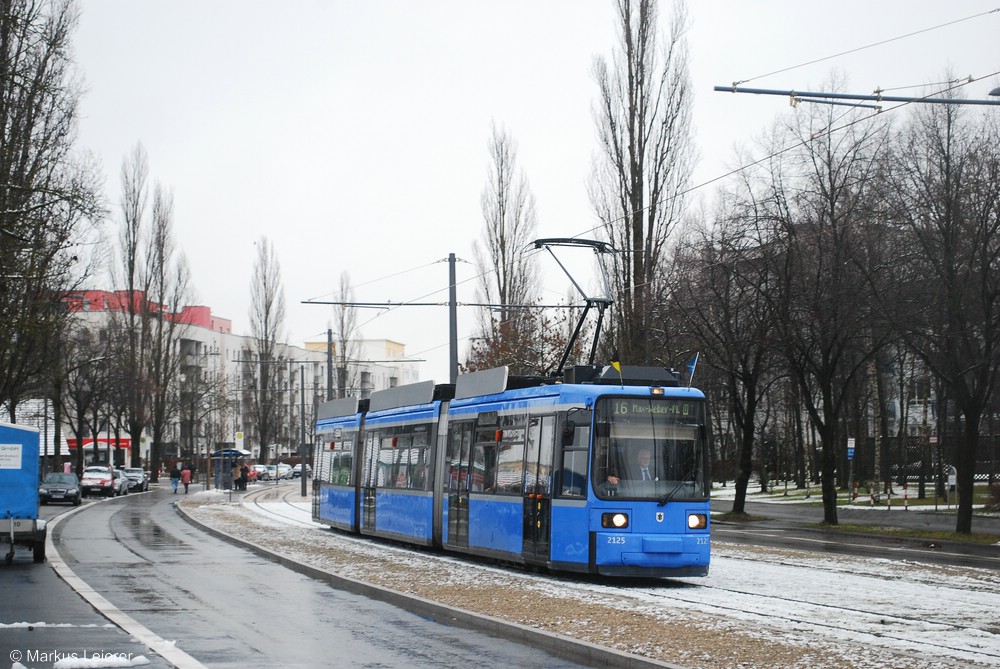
(686, 352), (700, 387)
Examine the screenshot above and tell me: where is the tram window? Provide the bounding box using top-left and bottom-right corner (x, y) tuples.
(361, 432), (380, 487)
(315, 448), (332, 482)
(445, 422), (473, 493)
(391, 437), (412, 488)
(410, 448), (427, 490)
(559, 450), (587, 497)
(471, 442), (495, 492)
(525, 419), (541, 494)
(495, 434), (525, 495)
(557, 410), (590, 497)
(524, 416), (554, 495)
(332, 452), (353, 485)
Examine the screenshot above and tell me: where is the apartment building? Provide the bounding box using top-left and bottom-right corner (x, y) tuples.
(63, 290), (419, 465)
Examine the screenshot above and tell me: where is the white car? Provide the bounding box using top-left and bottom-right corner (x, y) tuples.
(80, 465), (117, 497)
(276, 463), (293, 479)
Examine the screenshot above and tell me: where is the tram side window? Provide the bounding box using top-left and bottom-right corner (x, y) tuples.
(558, 411), (591, 497)
(378, 434), (403, 488)
(315, 445), (334, 482)
(560, 450), (587, 497)
(406, 430), (429, 490)
(361, 432), (380, 487)
(524, 416), (554, 495)
(445, 422), (473, 494)
(331, 438), (353, 486)
(410, 446), (428, 490)
(332, 450), (353, 485)
(494, 415), (526, 494)
(471, 426), (496, 492)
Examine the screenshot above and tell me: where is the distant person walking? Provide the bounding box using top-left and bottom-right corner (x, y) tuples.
(170, 465), (181, 494)
(181, 466), (192, 494)
(239, 464), (249, 491)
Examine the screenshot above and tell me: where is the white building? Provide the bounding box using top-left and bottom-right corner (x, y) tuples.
(62, 290), (420, 465)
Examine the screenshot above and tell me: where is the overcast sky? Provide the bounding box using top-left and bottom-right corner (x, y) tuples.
(70, 1), (1000, 382)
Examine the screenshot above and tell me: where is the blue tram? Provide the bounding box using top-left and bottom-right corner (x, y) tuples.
(312, 364), (710, 578)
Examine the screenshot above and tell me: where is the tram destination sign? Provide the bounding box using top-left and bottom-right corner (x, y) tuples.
(610, 398), (699, 418)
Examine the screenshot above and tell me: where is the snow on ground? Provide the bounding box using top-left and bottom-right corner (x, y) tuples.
(183, 486), (1000, 668)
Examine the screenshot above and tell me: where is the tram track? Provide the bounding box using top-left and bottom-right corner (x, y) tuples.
(625, 577), (1000, 664)
(217, 483), (1000, 668)
(243, 483), (319, 529)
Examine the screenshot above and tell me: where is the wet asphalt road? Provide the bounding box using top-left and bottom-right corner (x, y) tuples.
(1, 497), (174, 669)
(7, 489), (588, 669)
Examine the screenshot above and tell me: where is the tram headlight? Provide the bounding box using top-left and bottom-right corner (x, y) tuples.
(687, 513), (708, 530)
(601, 512), (629, 529)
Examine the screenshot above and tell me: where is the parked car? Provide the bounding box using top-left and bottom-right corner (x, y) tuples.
(122, 467), (149, 492)
(276, 463), (293, 479)
(39, 472), (82, 506)
(80, 465), (117, 497)
(291, 463), (312, 479)
(112, 469), (130, 496)
(252, 464), (269, 481)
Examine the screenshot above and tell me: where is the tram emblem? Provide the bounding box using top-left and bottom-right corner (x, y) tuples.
(656, 512), (664, 523)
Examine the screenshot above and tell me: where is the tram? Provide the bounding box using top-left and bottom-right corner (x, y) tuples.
(312, 363), (710, 577)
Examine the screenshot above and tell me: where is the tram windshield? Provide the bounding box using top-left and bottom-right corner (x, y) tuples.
(591, 396), (708, 502)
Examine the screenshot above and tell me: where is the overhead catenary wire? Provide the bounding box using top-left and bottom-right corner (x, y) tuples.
(568, 70), (1000, 244)
(730, 7), (1000, 87)
(566, 7), (1000, 242)
(303, 11), (1000, 361)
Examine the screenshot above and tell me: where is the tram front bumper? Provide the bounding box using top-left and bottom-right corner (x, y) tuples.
(594, 531), (709, 575)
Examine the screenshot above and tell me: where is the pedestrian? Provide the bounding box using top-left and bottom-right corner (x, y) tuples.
(181, 466), (192, 494)
(239, 464), (249, 491)
(170, 464), (181, 494)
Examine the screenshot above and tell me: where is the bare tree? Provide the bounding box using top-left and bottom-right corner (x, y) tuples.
(59, 326), (105, 475)
(248, 236), (286, 463)
(589, 0), (695, 364)
(114, 144), (153, 467)
(470, 122), (542, 373)
(882, 96), (1000, 533)
(144, 186), (191, 479)
(672, 189), (781, 515)
(767, 98), (891, 525)
(0, 0), (102, 414)
(105, 146), (190, 479)
(332, 271), (360, 398)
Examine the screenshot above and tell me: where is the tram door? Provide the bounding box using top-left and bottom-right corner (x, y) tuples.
(360, 431), (379, 533)
(445, 422), (473, 548)
(523, 415), (555, 561)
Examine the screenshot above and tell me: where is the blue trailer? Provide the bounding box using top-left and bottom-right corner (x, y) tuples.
(0, 422), (47, 564)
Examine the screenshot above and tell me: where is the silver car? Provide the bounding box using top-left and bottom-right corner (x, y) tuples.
(112, 469), (130, 496)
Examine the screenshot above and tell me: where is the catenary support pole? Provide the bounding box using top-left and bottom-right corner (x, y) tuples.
(300, 365), (307, 497)
(449, 253), (458, 385)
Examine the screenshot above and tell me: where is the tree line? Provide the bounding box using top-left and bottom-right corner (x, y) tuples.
(0, 1), (303, 480)
(2, 0), (996, 532)
(466, 1), (998, 534)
